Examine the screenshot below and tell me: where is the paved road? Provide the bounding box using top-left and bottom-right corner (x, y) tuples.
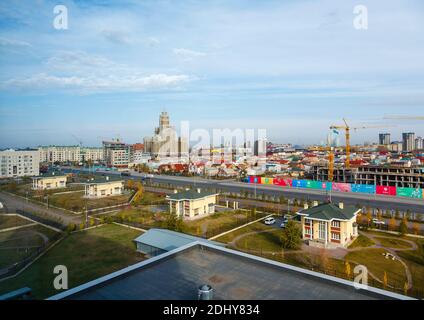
(61, 167), (424, 214)
(0, 191), (81, 225)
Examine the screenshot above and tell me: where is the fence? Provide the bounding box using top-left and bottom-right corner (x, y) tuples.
(0, 231), (63, 280)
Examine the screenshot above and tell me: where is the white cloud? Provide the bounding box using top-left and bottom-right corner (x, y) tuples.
(101, 29), (133, 45)
(173, 48), (206, 61)
(1, 72), (193, 93)
(0, 37), (31, 48)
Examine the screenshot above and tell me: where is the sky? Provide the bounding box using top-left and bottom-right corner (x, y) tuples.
(0, 0), (424, 148)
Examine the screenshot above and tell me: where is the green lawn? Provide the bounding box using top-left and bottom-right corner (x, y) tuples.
(235, 229), (282, 252)
(345, 248), (407, 289)
(375, 237), (413, 250)
(0, 224), (60, 269)
(48, 192), (130, 212)
(0, 224), (145, 299)
(0, 215), (33, 230)
(348, 234), (375, 249)
(183, 210), (267, 238)
(134, 192), (167, 205)
(215, 221), (272, 243)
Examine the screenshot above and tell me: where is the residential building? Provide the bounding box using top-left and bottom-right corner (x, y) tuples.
(254, 138), (267, 157)
(0, 149), (39, 178)
(387, 141), (403, 153)
(38, 146), (104, 163)
(78, 176), (125, 198)
(144, 112), (188, 159)
(402, 132), (415, 152)
(298, 202), (360, 248)
(379, 133), (391, 146)
(102, 140), (130, 168)
(32, 171), (67, 190)
(168, 188), (218, 220)
(415, 137), (423, 151)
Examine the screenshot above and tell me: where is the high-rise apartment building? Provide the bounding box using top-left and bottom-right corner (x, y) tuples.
(415, 136), (423, 151)
(0, 149), (39, 178)
(378, 133), (391, 146)
(402, 132), (415, 152)
(102, 140), (130, 168)
(144, 112), (188, 158)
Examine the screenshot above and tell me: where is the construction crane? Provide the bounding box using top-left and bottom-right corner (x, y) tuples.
(71, 134), (83, 147)
(330, 119), (394, 169)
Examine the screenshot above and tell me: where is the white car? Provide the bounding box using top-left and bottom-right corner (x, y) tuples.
(264, 217), (276, 225)
(372, 219), (386, 225)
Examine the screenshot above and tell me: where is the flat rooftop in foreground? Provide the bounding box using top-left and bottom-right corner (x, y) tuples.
(49, 243), (410, 301)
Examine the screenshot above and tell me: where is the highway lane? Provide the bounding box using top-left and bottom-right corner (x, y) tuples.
(60, 167), (424, 215)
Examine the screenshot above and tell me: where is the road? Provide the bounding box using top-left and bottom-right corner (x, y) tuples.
(61, 167), (424, 215)
(0, 191), (81, 225)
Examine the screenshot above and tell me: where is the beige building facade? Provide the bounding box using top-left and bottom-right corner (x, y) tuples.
(168, 189), (218, 220)
(32, 172), (67, 190)
(81, 176), (125, 198)
(298, 202), (360, 248)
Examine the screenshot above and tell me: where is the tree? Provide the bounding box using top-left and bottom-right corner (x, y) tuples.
(280, 221), (302, 250)
(388, 217), (397, 231)
(66, 223), (76, 233)
(164, 213), (185, 232)
(412, 222), (420, 235)
(126, 179), (134, 190)
(399, 218), (408, 235)
(345, 261), (352, 279)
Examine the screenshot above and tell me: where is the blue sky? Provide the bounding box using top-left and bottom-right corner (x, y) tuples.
(0, 0), (424, 148)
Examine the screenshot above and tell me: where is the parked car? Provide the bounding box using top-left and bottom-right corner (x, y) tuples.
(372, 219), (386, 225)
(121, 171), (131, 177)
(264, 217), (276, 225)
(280, 217), (289, 227)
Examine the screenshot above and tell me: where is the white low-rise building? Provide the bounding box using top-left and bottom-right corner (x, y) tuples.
(32, 171), (67, 190)
(0, 149), (39, 178)
(78, 176), (125, 198)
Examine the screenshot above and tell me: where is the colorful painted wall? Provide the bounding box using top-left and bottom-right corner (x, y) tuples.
(246, 176), (423, 200)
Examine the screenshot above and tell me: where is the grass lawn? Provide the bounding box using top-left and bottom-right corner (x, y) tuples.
(48, 192), (130, 212)
(348, 234), (375, 249)
(215, 222), (271, 243)
(397, 239), (424, 297)
(134, 192), (167, 205)
(375, 237), (413, 250)
(0, 215), (33, 230)
(183, 210), (267, 238)
(345, 248), (407, 288)
(235, 229), (282, 252)
(0, 224), (60, 269)
(0, 224), (145, 299)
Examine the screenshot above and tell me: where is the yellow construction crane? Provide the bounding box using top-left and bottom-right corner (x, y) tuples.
(330, 119), (394, 170)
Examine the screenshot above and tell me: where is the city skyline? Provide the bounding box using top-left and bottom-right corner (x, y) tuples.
(1, 0), (424, 147)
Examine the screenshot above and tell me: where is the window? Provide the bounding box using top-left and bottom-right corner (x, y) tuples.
(331, 232), (340, 241)
(331, 220), (340, 228)
(318, 221), (326, 240)
(304, 228), (311, 235)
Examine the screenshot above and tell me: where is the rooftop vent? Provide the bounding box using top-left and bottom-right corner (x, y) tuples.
(313, 201), (318, 207)
(339, 202), (344, 209)
(174, 189), (178, 194)
(303, 203), (309, 210)
(106, 176), (109, 181)
(198, 284), (214, 301)
(197, 188), (201, 193)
